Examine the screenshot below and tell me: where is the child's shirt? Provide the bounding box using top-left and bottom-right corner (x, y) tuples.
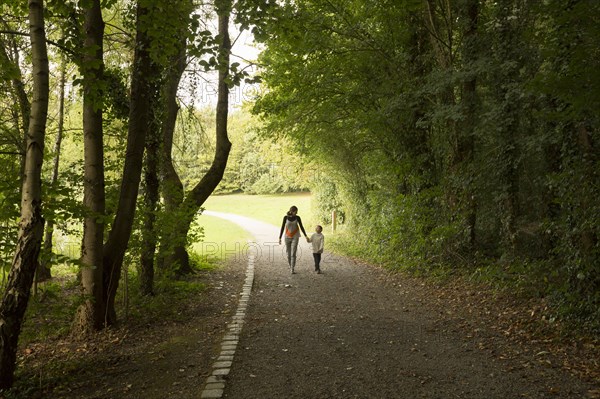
(310, 232), (324, 253)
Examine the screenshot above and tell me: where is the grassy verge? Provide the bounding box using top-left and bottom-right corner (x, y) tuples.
(17, 193), (293, 347)
(10, 267), (211, 398)
(327, 225), (600, 335)
(19, 268), (81, 344)
(203, 192), (313, 227)
(9, 193), (314, 392)
(16, 214), (251, 348)
(191, 213), (252, 263)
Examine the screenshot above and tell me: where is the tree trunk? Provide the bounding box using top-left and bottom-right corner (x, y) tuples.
(495, 4), (521, 255)
(423, 0), (453, 69)
(168, 0), (232, 274)
(425, 0), (478, 250)
(139, 95), (161, 296)
(0, 0), (49, 388)
(139, 164), (158, 295)
(12, 42), (31, 191)
(102, 1), (154, 325)
(0, 37), (31, 186)
(154, 0), (193, 272)
(158, 34), (187, 273)
(38, 49), (67, 283)
(577, 124), (597, 261)
(542, 116), (561, 252)
(143, 0), (193, 285)
(160, 35), (186, 214)
(458, 0), (479, 248)
(72, 0), (107, 336)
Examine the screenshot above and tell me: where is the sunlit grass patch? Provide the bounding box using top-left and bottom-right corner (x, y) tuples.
(191, 213), (252, 263)
(203, 192), (313, 227)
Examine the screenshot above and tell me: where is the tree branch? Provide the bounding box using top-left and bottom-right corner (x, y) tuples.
(0, 30), (75, 55)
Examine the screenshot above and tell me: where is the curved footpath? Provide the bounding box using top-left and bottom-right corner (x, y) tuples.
(201, 211), (595, 399)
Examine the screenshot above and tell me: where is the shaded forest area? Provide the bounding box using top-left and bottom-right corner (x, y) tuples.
(254, 0), (599, 332)
(0, 0), (283, 390)
(0, 0), (598, 394)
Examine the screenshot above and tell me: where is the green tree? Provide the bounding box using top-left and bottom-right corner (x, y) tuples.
(73, 0), (108, 335)
(101, 0), (164, 325)
(253, 0), (600, 327)
(0, 0), (49, 388)
(533, 0), (600, 322)
(161, 0), (233, 274)
(0, 13), (29, 278)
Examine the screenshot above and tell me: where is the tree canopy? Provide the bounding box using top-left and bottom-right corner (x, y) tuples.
(253, 0), (599, 329)
(0, 0), (598, 391)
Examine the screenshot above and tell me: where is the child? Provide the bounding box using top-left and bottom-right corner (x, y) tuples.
(308, 225), (325, 273)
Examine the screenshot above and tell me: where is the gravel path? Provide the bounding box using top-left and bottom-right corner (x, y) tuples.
(203, 211), (594, 399)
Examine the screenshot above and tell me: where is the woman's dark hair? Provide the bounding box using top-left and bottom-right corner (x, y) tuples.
(287, 205), (298, 216)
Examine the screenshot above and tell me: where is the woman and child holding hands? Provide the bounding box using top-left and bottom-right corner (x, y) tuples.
(278, 206), (324, 274)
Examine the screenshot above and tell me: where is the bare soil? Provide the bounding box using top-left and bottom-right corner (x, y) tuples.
(4, 212), (599, 399)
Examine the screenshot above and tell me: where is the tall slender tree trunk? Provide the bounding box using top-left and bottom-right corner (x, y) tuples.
(495, 4), (521, 255)
(458, 0), (479, 248)
(502, 124), (520, 253)
(138, 0), (192, 288)
(542, 116), (561, 252)
(0, 37), (31, 187)
(577, 124), (597, 263)
(0, 0), (49, 388)
(12, 42), (31, 191)
(72, 0), (107, 335)
(158, 34), (186, 272)
(102, 1), (155, 324)
(425, 0), (477, 248)
(38, 50), (67, 283)
(140, 91), (161, 296)
(168, 0), (232, 274)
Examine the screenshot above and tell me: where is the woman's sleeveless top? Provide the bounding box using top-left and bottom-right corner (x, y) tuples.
(284, 217), (300, 238)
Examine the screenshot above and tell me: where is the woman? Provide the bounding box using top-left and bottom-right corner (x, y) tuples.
(278, 205), (309, 274)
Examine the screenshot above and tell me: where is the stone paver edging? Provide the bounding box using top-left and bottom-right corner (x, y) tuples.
(200, 242), (255, 399)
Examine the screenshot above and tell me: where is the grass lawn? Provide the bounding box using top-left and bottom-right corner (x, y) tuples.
(195, 192), (317, 259)
(202, 192), (314, 227)
(191, 214), (252, 262)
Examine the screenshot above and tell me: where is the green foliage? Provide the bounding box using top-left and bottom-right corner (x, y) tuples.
(311, 174), (344, 225)
(188, 251), (217, 272)
(0, 10), (28, 275)
(0, 168), (20, 274)
(232, 122), (308, 194)
(19, 279), (81, 344)
(103, 67), (130, 121)
(42, 173), (85, 226)
(253, 0), (600, 330)
(171, 105), (308, 195)
(124, 274), (207, 323)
